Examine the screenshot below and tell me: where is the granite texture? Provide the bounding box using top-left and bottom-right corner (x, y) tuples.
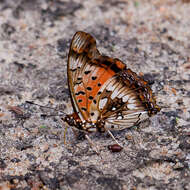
(0, 0), (190, 189)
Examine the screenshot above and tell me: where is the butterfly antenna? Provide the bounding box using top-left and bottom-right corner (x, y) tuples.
(25, 101), (67, 116)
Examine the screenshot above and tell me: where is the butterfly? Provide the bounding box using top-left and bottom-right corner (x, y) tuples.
(63, 31), (160, 138)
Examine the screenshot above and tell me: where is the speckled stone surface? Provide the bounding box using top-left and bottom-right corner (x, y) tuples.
(0, 0), (190, 189)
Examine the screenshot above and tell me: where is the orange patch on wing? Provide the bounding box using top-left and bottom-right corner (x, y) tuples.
(85, 67), (115, 112)
(115, 60), (125, 70)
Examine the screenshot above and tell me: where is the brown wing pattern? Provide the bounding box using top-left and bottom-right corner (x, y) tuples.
(67, 32), (125, 124)
(95, 75), (149, 130)
(67, 31), (160, 131)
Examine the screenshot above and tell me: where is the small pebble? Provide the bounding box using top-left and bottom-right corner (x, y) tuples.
(108, 144), (123, 152)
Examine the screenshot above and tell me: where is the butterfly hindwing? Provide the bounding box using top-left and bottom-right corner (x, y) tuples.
(93, 74), (149, 130)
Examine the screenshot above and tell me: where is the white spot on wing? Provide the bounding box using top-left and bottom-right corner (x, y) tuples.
(110, 83), (123, 99)
(99, 98), (108, 110)
(112, 107), (116, 111)
(111, 90), (119, 99)
(128, 98), (136, 104)
(127, 104), (136, 109)
(122, 94), (130, 102)
(117, 115), (123, 120)
(107, 85), (114, 92)
(90, 110), (99, 122)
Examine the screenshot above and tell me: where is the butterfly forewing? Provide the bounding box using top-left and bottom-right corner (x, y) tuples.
(68, 32), (113, 123)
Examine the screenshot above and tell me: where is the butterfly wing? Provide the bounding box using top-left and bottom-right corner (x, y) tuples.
(68, 31), (121, 124)
(68, 31), (97, 123)
(94, 75), (148, 130)
(68, 31), (160, 131)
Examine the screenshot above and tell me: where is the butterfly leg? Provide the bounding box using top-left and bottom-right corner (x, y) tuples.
(107, 130), (123, 148)
(85, 134), (101, 155)
(63, 126), (68, 145)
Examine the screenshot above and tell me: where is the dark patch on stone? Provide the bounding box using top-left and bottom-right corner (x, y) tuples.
(157, 138), (172, 146)
(186, 91), (190, 96)
(1, 124), (14, 128)
(10, 158), (21, 163)
(0, 85), (15, 95)
(99, 0), (127, 12)
(39, 171), (60, 189)
(76, 131), (86, 141)
(68, 160), (79, 167)
(96, 176), (123, 190)
(11, 0), (39, 18)
(136, 149), (150, 159)
(41, 1), (83, 20)
(161, 43), (177, 55)
(2, 175), (23, 186)
(170, 118), (177, 127)
(160, 28), (168, 34)
(1, 23), (16, 36)
(57, 38), (69, 52)
(15, 142), (33, 151)
(90, 26), (119, 50)
(55, 103), (66, 111)
(179, 134), (190, 150)
(0, 158), (7, 169)
(162, 111), (179, 118)
(27, 63), (37, 69)
(27, 163), (38, 172)
(32, 88), (47, 99)
(26, 153), (36, 162)
(49, 85), (70, 101)
(134, 47), (139, 53)
(168, 36), (174, 41)
(16, 113), (31, 119)
(49, 134), (60, 140)
(63, 168), (83, 186)
(143, 176), (157, 187)
(142, 73), (159, 85)
(124, 37), (139, 49)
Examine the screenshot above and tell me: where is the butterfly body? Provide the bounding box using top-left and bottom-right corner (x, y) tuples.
(65, 31), (160, 133)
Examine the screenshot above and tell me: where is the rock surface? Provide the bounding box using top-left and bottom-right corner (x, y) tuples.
(0, 0), (190, 189)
